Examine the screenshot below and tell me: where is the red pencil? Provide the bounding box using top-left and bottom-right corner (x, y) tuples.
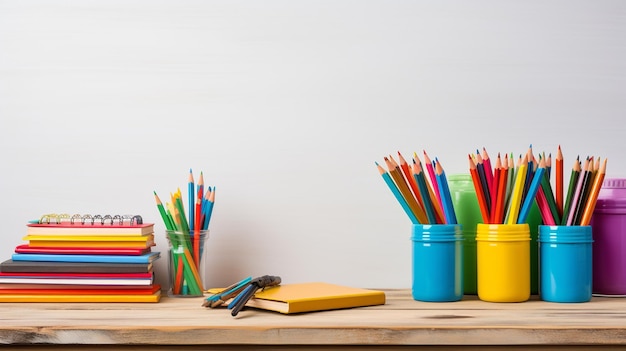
(489, 155), (502, 224)
(194, 189), (202, 268)
(482, 147), (494, 202)
(469, 154), (489, 223)
(494, 154), (509, 224)
(556, 146), (563, 218)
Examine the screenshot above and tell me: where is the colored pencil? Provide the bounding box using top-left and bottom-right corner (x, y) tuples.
(555, 146), (563, 217)
(495, 154), (509, 224)
(489, 155), (501, 224)
(188, 169), (194, 231)
(482, 147), (494, 202)
(507, 155), (528, 225)
(560, 157), (581, 225)
(517, 156), (546, 224)
(536, 186), (557, 225)
(474, 151), (491, 214)
(194, 190), (202, 267)
(423, 150), (443, 211)
(573, 157), (595, 225)
(580, 158), (607, 226)
(203, 187), (215, 230)
(539, 160), (561, 225)
(398, 151), (424, 209)
(154, 191), (174, 230)
(411, 161), (437, 224)
(376, 162), (419, 224)
(435, 158), (457, 224)
(469, 154), (490, 223)
(386, 156), (428, 224)
(566, 157), (590, 226)
(414, 153), (445, 224)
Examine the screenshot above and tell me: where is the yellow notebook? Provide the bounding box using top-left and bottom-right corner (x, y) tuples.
(245, 282), (385, 314)
(0, 291), (161, 303)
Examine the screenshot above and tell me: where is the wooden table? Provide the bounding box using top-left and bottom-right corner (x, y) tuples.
(1, 289), (626, 350)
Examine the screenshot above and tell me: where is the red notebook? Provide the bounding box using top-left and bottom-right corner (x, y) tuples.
(0, 284), (161, 295)
(0, 272), (152, 279)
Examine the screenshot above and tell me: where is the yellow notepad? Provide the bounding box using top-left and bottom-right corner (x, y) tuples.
(0, 291), (161, 303)
(245, 282), (385, 314)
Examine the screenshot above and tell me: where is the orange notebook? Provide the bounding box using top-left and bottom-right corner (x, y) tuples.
(245, 282), (385, 314)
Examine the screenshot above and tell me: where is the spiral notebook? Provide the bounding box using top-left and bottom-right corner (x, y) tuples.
(27, 213), (154, 235)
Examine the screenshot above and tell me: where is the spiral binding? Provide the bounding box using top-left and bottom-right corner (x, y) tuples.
(39, 213), (143, 225)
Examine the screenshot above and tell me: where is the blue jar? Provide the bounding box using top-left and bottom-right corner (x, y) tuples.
(411, 224), (464, 302)
(538, 225), (593, 303)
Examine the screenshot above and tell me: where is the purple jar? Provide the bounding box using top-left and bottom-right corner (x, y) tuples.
(592, 178), (626, 295)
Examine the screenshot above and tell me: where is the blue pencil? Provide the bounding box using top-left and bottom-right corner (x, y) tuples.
(376, 162), (419, 224)
(517, 157), (546, 224)
(188, 169), (194, 231)
(435, 159), (457, 224)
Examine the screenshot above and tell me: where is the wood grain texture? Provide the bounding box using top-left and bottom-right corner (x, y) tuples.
(1, 289), (626, 348)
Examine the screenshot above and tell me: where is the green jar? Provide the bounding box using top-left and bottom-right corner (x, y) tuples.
(448, 174), (482, 294)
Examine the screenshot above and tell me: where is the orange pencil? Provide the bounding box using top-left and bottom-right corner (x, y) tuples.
(580, 158), (607, 226)
(556, 146), (564, 217)
(385, 156), (428, 224)
(398, 151), (425, 209)
(469, 154), (489, 223)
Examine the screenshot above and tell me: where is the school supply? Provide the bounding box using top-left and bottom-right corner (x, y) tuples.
(0, 292), (161, 303)
(14, 244), (151, 256)
(206, 279), (385, 315)
(22, 234), (156, 248)
(27, 214), (153, 236)
(0, 214), (161, 302)
(228, 275), (282, 316)
(244, 282), (386, 314)
(375, 151), (456, 225)
(467, 146), (607, 226)
(155, 169), (216, 297)
(11, 252), (160, 264)
(0, 259), (153, 274)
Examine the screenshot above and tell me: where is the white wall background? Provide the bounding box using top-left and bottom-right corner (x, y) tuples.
(1, 0), (625, 290)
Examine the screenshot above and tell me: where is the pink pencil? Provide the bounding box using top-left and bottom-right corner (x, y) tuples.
(423, 150), (443, 209)
(566, 157), (590, 225)
(536, 187), (556, 225)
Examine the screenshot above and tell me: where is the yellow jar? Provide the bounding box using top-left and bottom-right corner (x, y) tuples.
(476, 223), (530, 302)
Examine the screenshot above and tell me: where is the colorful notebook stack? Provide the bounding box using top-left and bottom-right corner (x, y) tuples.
(0, 214), (161, 302)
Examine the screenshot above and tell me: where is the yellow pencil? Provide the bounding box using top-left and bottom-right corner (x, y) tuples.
(507, 155), (528, 225)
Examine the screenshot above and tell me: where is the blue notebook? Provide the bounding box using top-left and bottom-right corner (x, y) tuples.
(11, 252), (160, 264)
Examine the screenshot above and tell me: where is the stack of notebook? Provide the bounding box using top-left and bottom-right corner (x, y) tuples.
(0, 214), (161, 302)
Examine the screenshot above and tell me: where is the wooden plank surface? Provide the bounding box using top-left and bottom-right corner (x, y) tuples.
(1, 289), (626, 347)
